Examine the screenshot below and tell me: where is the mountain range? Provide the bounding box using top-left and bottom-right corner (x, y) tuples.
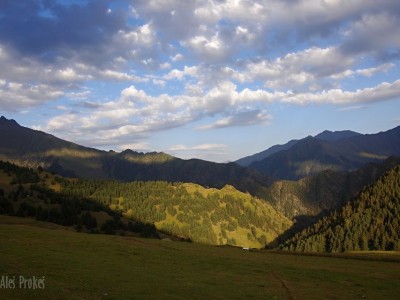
(2, 116), (400, 187)
(235, 130), (362, 167)
(1, 115), (400, 250)
(2, 116), (400, 219)
(239, 126), (400, 180)
(0, 116), (271, 199)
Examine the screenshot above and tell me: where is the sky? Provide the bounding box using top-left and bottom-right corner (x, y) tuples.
(1, 0), (400, 162)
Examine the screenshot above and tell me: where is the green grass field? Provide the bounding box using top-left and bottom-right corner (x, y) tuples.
(0, 215), (399, 299)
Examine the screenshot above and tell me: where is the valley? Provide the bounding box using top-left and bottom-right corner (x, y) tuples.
(2, 2), (400, 298)
(1, 116), (400, 251)
(1, 116), (400, 298)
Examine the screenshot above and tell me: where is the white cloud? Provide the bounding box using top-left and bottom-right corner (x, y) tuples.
(281, 79), (400, 105)
(193, 0), (267, 24)
(0, 80), (64, 111)
(2, 0), (400, 161)
(337, 106), (364, 111)
(241, 47), (354, 89)
(199, 110), (271, 130)
(116, 23), (155, 47)
(0, 42), (152, 112)
(161, 45), (375, 93)
(36, 75), (400, 155)
(341, 12), (400, 57)
(66, 90), (92, 100)
(331, 63), (395, 80)
(168, 143), (228, 161)
(98, 70), (143, 82)
(183, 33), (228, 62)
(171, 53), (183, 61)
(164, 66), (198, 80)
(159, 62), (171, 69)
(169, 143), (226, 152)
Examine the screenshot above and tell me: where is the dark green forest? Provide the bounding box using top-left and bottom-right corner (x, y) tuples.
(0, 160), (291, 248)
(0, 161), (158, 237)
(281, 164), (400, 252)
(2, 159), (400, 252)
(59, 178), (291, 247)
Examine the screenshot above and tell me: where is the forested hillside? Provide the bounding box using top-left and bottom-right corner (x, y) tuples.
(264, 157), (400, 219)
(0, 160), (292, 248)
(0, 161), (159, 237)
(60, 179), (292, 248)
(280, 164), (400, 252)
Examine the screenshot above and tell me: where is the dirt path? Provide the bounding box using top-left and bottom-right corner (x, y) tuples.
(272, 272), (296, 300)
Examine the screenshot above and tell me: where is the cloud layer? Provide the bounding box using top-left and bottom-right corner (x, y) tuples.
(0, 0), (399, 159)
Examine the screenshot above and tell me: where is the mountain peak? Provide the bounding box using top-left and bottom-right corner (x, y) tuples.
(119, 149), (175, 164)
(0, 116), (19, 126)
(314, 129), (361, 141)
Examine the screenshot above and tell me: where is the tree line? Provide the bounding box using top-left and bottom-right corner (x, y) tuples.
(0, 161), (158, 237)
(281, 165), (400, 252)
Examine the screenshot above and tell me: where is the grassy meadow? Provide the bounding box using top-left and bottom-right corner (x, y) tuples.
(0, 215), (399, 299)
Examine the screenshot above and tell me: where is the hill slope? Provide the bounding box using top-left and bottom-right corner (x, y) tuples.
(2, 216), (399, 299)
(280, 164), (400, 252)
(59, 177), (293, 248)
(0, 160), (291, 248)
(264, 157), (400, 219)
(0, 161), (158, 237)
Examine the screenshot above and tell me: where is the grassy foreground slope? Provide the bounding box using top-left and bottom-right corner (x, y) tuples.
(1, 215), (400, 300)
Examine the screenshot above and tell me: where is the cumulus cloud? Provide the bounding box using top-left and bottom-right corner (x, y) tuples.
(0, 80), (64, 111)
(1, 0), (399, 158)
(240, 46), (354, 90)
(331, 63), (395, 80)
(340, 12), (400, 59)
(281, 79), (400, 105)
(199, 110), (271, 130)
(38, 74), (400, 151)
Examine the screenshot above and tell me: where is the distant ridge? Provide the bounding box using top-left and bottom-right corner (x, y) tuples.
(236, 129), (362, 167)
(314, 130), (361, 141)
(247, 126), (400, 180)
(0, 116), (271, 198)
(236, 139), (299, 167)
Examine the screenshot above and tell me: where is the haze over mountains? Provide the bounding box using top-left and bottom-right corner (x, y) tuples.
(1, 115), (400, 250)
(239, 126), (400, 180)
(1, 2), (400, 296)
(236, 130), (362, 167)
(2, 116), (400, 184)
(0, 116), (271, 199)
(2, 115), (400, 218)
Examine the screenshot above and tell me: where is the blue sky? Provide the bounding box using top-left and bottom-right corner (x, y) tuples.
(1, 0), (400, 162)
